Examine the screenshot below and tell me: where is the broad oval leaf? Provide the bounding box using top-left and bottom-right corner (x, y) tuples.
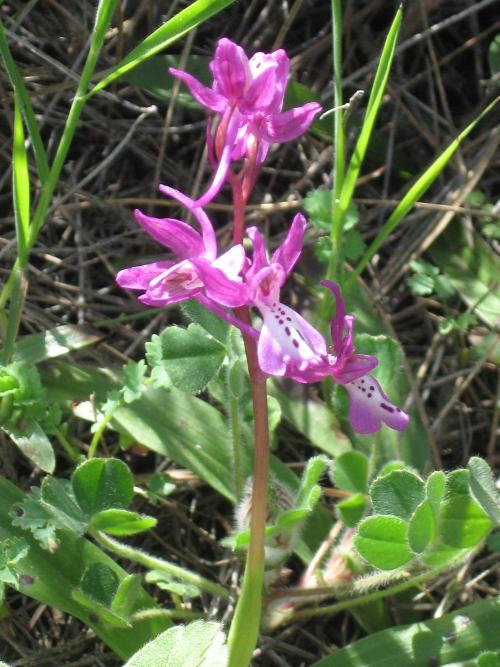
(370, 470), (425, 520)
(331, 451), (368, 493)
(3, 419), (55, 473)
(439, 495), (493, 548)
(468, 457), (500, 525)
(72, 458), (134, 516)
(408, 500), (435, 553)
(355, 515), (414, 570)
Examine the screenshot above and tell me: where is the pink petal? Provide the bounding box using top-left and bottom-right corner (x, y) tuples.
(134, 210), (204, 259)
(246, 226), (269, 276)
(116, 261), (173, 290)
(260, 102), (322, 143)
(210, 38), (250, 100)
(191, 259), (249, 308)
(212, 244), (246, 277)
(242, 65), (278, 113)
(332, 354), (378, 384)
(346, 376), (410, 434)
(248, 50), (289, 112)
(271, 213), (307, 275)
(158, 185), (217, 258)
(258, 323), (287, 376)
(169, 68), (226, 113)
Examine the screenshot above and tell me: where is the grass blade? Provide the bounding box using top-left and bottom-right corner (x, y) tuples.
(325, 6), (402, 287)
(0, 20), (49, 183)
(12, 94), (30, 268)
(347, 96), (499, 288)
(88, 0), (235, 98)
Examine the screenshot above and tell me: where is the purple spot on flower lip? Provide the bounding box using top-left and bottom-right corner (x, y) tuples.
(286, 317), (292, 322)
(279, 319), (284, 324)
(370, 385), (374, 391)
(396, 408), (401, 412)
(361, 379), (365, 383)
(292, 339), (299, 348)
(285, 326), (291, 336)
(367, 393), (372, 398)
(380, 402), (395, 413)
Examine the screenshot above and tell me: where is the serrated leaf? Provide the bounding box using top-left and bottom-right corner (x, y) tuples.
(337, 493), (366, 527)
(0, 537), (29, 586)
(332, 451), (369, 493)
(344, 228), (366, 261)
(72, 458), (134, 516)
(355, 515), (414, 570)
(146, 324), (226, 394)
(122, 360), (147, 403)
(406, 273), (435, 296)
(408, 500), (435, 553)
(2, 419), (55, 473)
(40, 477), (88, 535)
(123, 620), (228, 667)
(440, 495), (493, 548)
(468, 457), (500, 524)
(370, 470), (425, 520)
(11, 487), (64, 552)
(90, 509), (157, 536)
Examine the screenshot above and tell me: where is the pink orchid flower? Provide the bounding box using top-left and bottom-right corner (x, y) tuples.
(170, 38), (321, 204)
(116, 186), (249, 311)
(245, 224), (409, 433)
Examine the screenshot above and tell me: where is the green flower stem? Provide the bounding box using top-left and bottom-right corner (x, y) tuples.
(229, 394), (243, 502)
(87, 409), (118, 459)
(91, 529), (229, 600)
(131, 608), (204, 623)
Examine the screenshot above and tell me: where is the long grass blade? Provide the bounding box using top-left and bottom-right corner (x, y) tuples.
(12, 94), (30, 269)
(326, 6), (402, 284)
(0, 20), (49, 184)
(87, 0), (235, 98)
(347, 96), (499, 288)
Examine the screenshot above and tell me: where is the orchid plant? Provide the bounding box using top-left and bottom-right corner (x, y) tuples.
(117, 37), (409, 667)
(1, 3), (498, 666)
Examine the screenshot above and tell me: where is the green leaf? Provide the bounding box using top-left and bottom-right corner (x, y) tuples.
(478, 651), (500, 667)
(420, 543), (469, 569)
(489, 34), (500, 76)
(111, 574), (143, 617)
(0, 21), (49, 183)
(355, 515), (414, 569)
(40, 477), (88, 535)
(370, 470), (425, 520)
(181, 299), (230, 344)
(2, 419), (55, 473)
(12, 93), (30, 268)
(429, 221), (500, 328)
(426, 470), (446, 515)
(80, 562), (119, 608)
(72, 458), (134, 516)
(406, 273), (435, 296)
(344, 228), (366, 261)
(145, 571), (201, 599)
(123, 620), (228, 667)
(0, 476), (171, 659)
(10, 487), (60, 552)
(408, 500), (435, 553)
(446, 469), (470, 495)
(440, 495), (493, 548)
(122, 360), (147, 403)
(9, 324), (101, 366)
(467, 457), (500, 524)
(331, 451), (369, 493)
(337, 493), (366, 527)
(0, 537), (29, 587)
(350, 97), (499, 287)
(90, 509), (157, 536)
(486, 531), (500, 553)
(310, 598), (500, 667)
(332, 7), (402, 249)
(146, 324), (226, 394)
(296, 456), (329, 508)
(90, 0), (235, 96)
(122, 55), (210, 107)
